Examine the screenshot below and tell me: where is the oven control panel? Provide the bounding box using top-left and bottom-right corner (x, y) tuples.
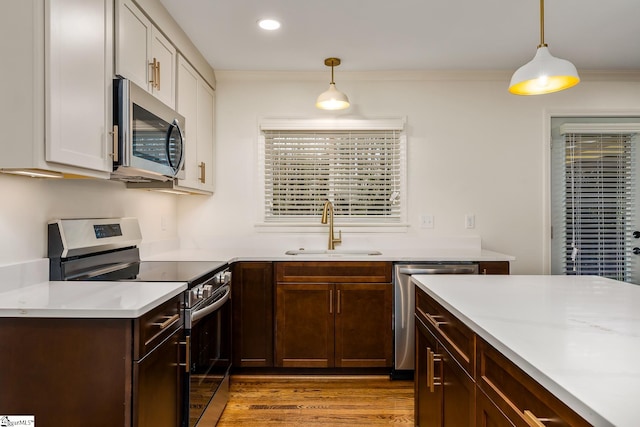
(186, 269), (231, 309)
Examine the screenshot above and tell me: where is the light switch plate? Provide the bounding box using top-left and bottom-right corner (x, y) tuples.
(465, 214), (475, 229)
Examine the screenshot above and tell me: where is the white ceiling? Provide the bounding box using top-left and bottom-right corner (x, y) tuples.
(158, 0), (640, 73)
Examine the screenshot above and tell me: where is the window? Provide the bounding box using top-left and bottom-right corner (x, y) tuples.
(259, 119), (406, 226)
(551, 121), (640, 282)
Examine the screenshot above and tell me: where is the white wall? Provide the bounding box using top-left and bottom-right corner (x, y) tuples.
(1, 71), (638, 273)
(177, 71), (640, 274)
(0, 174), (179, 265)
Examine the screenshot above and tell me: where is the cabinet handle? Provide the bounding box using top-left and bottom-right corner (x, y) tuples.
(199, 162), (206, 183)
(523, 410), (548, 427)
(111, 125), (119, 162)
(179, 335), (191, 373)
(337, 289), (341, 314)
(426, 347), (442, 393)
(149, 58), (156, 87)
(149, 58), (160, 89)
(153, 313), (180, 329)
(329, 289), (333, 314)
(482, 268), (487, 275)
(427, 312), (448, 328)
(156, 59), (161, 90)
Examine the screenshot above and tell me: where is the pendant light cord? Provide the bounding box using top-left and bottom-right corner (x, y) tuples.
(538, 0), (547, 47)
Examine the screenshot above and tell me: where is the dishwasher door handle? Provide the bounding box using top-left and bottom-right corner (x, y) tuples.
(398, 267), (477, 275)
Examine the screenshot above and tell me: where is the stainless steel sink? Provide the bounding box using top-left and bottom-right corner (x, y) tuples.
(285, 249), (382, 256)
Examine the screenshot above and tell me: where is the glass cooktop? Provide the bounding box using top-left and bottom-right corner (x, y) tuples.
(79, 260), (227, 286)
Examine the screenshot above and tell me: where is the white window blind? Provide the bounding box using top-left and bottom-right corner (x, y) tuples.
(263, 129), (403, 223)
(556, 127), (637, 281)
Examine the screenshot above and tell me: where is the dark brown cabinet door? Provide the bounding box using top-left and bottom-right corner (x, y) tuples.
(133, 328), (182, 427)
(415, 315), (475, 427)
(276, 283), (335, 367)
(415, 317), (443, 427)
(232, 262), (274, 367)
(335, 283), (392, 368)
(476, 389), (515, 427)
(442, 345), (475, 427)
(478, 261), (510, 275)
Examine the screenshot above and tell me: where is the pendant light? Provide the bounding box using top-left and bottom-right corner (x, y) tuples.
(316, 58), (350, 110)
(509, 0), (579, 95)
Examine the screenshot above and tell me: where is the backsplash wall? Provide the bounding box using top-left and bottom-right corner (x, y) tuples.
(0, 174), (179, 265)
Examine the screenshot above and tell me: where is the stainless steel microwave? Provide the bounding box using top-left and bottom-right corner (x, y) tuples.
(111, 78), (185, 182)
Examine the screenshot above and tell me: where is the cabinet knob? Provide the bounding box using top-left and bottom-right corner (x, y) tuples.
(634, 231), (640, 239)
(633, 247), (640, 255)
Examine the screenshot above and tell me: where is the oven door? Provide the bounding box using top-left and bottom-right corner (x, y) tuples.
(185, 284), (231, 427)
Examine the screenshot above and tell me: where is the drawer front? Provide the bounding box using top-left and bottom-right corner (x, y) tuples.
(476, 338), (591, 427)
(134, 294), (184, 359)
(415, 288), (475, 376)
(276, 261), (392, 283)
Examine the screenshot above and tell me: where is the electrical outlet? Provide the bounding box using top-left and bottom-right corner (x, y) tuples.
(465, 214), (475, 229)
(420, 214), (434, 229)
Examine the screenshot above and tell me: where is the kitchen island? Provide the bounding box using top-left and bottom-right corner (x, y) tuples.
(412, 274), (640, 427)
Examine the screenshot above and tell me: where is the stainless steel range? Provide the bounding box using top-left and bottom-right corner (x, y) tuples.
(48, 217), (231, 427)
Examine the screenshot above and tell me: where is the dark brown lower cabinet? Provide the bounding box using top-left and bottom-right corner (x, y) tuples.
(276, 282), (334, 367)
(415, 286), (591, 427)
(415, 316), (475, 427)
(0, 294), (183, 427)
(335, 282), (393, 368)
(476, 388), (515, 427)
(275, 261), (393, 369)
(232, 262), (274, 367)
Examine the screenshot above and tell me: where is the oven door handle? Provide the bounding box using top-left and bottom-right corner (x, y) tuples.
(190, 285), (231, 324)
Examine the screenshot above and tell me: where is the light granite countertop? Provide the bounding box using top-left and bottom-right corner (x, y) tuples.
(412, 274), (640, 427)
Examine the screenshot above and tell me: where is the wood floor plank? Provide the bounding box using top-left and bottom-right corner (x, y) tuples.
(215, 375), (414, 426)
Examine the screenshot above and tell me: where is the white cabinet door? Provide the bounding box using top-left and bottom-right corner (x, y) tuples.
(175, 55), (215, 194)
(115, 0), (151, 91)
(150, 27), (176, 108)
(197, 79), (215, 192)
(46, 0), (112, 172)
(116, 0), (176, 108)
(176, 56), (199, 189)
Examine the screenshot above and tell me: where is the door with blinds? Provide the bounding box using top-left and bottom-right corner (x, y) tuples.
(551, 119), (640, 284)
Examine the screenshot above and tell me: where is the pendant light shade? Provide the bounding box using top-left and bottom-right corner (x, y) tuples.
(316, 58), (350, 110)
(509, 0), (579, 95)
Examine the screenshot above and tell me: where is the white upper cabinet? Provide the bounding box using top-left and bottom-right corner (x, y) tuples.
(116, 0), (176, 108)
(0, 0), (113, 178)
(175, 55), (215, 194)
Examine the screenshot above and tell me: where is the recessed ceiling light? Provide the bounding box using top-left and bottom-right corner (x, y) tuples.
(258, 19), (281, 31)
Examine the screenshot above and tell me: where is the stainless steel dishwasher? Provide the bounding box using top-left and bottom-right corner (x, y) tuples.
(392, 262), (479, 379)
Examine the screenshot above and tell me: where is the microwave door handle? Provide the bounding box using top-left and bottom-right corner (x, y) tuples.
(166, 120), (185, 177)
(175, 122), (185, 176)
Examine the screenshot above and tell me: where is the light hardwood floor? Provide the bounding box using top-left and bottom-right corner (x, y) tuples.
(216, 375), (414, 426)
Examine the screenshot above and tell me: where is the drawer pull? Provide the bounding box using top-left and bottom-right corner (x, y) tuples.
(523, 410), (548, 427)
(426, 347), (442, 393)
(153, 313), (180, 329)
(427, 312), (448, 328)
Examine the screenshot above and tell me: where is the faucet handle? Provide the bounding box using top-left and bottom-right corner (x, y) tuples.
(334, 230), (342, 244)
